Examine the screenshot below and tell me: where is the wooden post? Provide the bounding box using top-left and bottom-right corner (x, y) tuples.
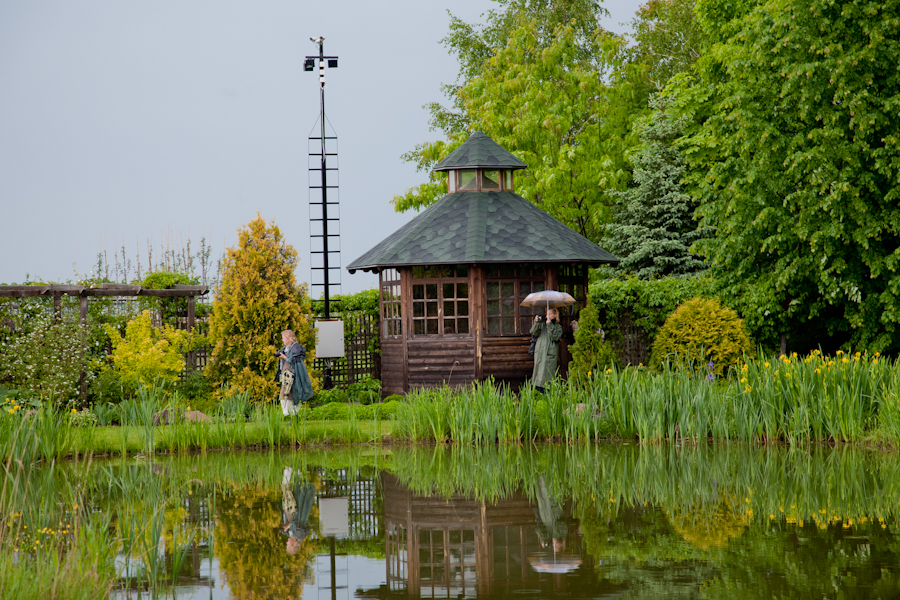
(546, 265), (558, 291)
(79, 295), (88, 324)
(186, 295), (196, 369)
(79, 294), (88, 398)
(53, 294), (61, 322)
(472, 265), (484, 381)
(400, 268), (411, 393)
(187, 295), (195, 331)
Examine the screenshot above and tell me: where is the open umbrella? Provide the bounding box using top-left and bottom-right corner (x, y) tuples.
(520, 290), (576, 310)
(527, 554), (582, 574)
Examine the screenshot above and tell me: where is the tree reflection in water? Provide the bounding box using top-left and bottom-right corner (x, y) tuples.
(48, 445), (900, 599)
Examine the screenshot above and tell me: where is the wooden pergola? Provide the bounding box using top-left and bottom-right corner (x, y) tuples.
(0, 283), (209, 330)
(347, 132), (618, 394)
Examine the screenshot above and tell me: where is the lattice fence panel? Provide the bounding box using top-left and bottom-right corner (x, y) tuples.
(612, 316), (650, 367)
(311, 312), (380, 388)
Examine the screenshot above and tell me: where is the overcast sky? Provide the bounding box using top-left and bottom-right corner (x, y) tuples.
(0, 0), (638, 294)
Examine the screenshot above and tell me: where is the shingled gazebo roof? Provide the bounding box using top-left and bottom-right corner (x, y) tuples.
(433, 131), (527, 171)
(347, 191), (618, 273)
(347, 131), (618, 273)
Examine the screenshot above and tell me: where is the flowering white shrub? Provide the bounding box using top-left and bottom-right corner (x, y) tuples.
(0, 315), (100, 404)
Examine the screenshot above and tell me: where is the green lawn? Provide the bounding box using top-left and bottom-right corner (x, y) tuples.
(70, 418), (395, 457)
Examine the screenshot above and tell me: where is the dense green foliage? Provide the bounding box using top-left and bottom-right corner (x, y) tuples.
(606, 96), (712, 278)
(394, 0), (900, 355)
(626, 0), (704, 89)
(311, 289), (379, 317)
(0, 314), (102, 406)
(311, 376), (382, 407)
(137, 270), (210, 328)
(650, 297), (754, 376)
(679, 0), (900, 352)
(103, 311), (203, 394)
(589, 275), (715, 354)
(569, 298), (618, 377)
(206, 216), (318, 402)
(395, 6), (643, 243)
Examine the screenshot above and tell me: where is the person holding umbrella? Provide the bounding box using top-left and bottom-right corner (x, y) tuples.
(530, 306), (564, 393)
(522, 290), (576, 392)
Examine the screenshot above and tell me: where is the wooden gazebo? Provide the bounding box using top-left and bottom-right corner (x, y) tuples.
(347, 132), (618, 395)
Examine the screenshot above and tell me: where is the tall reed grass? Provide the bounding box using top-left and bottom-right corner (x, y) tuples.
(391, 350), (900, 445)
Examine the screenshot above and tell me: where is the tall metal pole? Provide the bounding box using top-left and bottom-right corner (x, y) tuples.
(316, 39), (331, 320)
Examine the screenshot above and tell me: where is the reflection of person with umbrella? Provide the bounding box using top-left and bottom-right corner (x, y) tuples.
(534, 475), (567, 552)
(281, 467), (316, 556)
(529, 475), (581, 574)
(523, 291), (575, 393)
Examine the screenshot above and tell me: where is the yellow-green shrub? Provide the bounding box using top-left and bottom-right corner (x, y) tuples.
(206, 215), (318, 403)
(649, 297), (752, 377)
(103, 311), (202, 391)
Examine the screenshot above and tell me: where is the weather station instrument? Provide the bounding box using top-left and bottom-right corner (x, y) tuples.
(305, 37), (343, 389)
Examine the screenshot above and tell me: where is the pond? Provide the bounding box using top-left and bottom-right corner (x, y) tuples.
(21, 444), (900, 599)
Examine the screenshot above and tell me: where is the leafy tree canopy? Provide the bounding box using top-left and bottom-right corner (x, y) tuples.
(626, 0), (705, 90)
(394, 17), (643, 242)
(678, 0), (900, 352)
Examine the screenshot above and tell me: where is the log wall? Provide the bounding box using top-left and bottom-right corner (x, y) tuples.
(407, 338), (476, 389)
(482, 337), (533, 388)
(381, 339), (406, 396)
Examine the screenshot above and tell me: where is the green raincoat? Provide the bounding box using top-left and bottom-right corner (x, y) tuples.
(281, 342), (315, 405)
(530, 319), (563, 388)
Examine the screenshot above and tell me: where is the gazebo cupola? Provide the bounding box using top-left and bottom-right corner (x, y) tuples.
(347, 131), (618, 394)
(435, 131), (527, 193)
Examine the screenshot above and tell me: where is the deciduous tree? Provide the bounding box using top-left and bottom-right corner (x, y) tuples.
(681, 0), (900, 352)
(395, 19), (642, 243)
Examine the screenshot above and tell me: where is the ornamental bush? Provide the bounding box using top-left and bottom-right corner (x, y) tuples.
(103, 311), (201, 393)
(569, 299), (617, 378)
(649, 297), (753, 377)
(206, 215), (318, 403)
(0, 315), (100, 405)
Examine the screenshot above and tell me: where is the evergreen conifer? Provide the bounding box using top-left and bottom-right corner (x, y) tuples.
(607, 96), (712, 278)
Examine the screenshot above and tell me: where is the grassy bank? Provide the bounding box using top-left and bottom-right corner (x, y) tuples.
(82, 418), (393, 456)
(3, 349), (900, 458)
(0, 403), (393, 461)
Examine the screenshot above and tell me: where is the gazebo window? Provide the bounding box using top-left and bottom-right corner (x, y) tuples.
(558, 264), (587, 314)
(380, 268), (402, 337)
(481, 170), (500, 190)
(411, 265), (470, 336)
(450, 169), (514, 192)
(458, 170), (478, 191)
(485, 265), (545, 335)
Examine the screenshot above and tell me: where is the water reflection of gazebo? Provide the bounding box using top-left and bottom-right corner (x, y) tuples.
(371, 473), (586, 599)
